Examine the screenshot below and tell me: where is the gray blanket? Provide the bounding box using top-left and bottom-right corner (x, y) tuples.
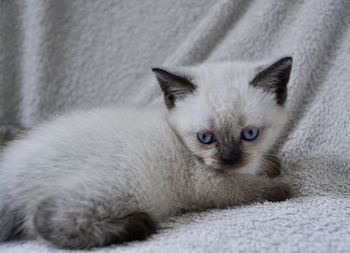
(1, 0), (350, 252)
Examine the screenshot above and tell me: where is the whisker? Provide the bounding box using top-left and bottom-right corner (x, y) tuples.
(243, 151), (281, 178)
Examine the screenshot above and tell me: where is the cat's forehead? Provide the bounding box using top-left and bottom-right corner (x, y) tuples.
(192, 62), (261, 106)
(190, 62), (277, 128)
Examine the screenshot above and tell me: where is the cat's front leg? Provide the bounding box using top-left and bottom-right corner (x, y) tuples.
(189, 170), (292, 209)
(232, 174), (292, 204)
(230, 173), (292, 204)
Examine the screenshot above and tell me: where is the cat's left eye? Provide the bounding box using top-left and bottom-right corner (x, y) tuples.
(241, 127), (259, 141)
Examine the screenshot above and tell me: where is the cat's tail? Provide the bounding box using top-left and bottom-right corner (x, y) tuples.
(33, 196), (157, 249)
(0, 202), (24, 241)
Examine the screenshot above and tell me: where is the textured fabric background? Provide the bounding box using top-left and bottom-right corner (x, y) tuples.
(1, 0), (350, 252)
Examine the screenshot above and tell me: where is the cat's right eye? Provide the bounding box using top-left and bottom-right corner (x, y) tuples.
(197, 131), (216, 144)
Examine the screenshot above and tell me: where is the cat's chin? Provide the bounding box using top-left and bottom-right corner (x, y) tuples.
(202, 159), (259, 175)
(195, 154), (259, 175)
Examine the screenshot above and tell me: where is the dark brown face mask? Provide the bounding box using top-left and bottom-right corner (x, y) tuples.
(219, 138), (242, 166)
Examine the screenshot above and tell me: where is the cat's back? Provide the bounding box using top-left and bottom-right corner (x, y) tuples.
(0, 105), (174, 181)
(33, 105), (169, 144)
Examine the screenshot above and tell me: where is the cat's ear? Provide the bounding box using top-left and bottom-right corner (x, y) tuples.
(152, 67), (197, 109)
(250, 57), (293, 105)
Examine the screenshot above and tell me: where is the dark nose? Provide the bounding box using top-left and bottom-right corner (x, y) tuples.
(219, 143), (241, 165)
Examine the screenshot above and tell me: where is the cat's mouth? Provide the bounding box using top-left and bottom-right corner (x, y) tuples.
(195, 155), (250, 172)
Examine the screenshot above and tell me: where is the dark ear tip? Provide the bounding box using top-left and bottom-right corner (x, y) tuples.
(281, 56), (293, 65)
(151, 67), (161, 73)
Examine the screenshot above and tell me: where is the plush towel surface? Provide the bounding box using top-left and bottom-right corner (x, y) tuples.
(1, 0), (350, 252)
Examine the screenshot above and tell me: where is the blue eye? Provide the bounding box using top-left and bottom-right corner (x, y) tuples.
(241, 127), (259, 141)
(197, 131), (216, 144)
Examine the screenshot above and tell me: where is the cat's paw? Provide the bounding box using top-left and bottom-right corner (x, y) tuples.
(118, 212), (157, 242)
(266, 182), (292, 202)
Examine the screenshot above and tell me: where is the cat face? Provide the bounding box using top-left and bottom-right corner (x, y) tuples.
(153, 57), (292, 175)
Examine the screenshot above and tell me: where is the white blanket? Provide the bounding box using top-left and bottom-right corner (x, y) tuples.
(1, 0), (350, 252)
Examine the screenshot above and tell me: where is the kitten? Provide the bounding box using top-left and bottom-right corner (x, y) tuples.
(0, 57), (293, 249)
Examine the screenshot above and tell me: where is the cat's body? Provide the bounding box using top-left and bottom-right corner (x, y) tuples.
(0, 57), (293, 249)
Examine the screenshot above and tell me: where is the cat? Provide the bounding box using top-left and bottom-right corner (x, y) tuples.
(0, 56), (293, 249)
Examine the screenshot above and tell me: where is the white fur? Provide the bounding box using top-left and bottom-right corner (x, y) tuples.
(0, 60), (289, 245)
(168, 62), (287, 173)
